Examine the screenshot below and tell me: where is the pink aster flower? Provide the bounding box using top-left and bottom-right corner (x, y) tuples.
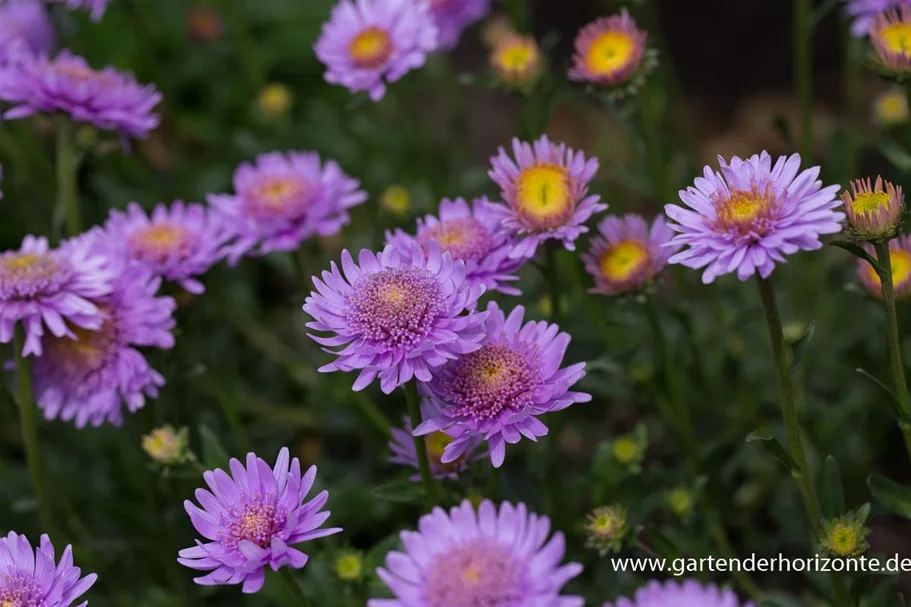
(370, 499), (584, 607)
(870, 5), (911, 74)
(0, 531), (97, 607)
(665, 152), (844, 283)
(314, 0), (438, 101)
(846, 0), (909, 36)
(386, 197), (524, 295)
(102, 201), (228, 294)
(0, 234), (113, 357)
(0, 0), (54, 61)
(582, 214), (677, 296)
(178, 447), (342, 594)
(424, 0), (491, 49)
(415, 301), (590, 468)
(604, 579), (755, 607)
(209, 151), (367, 264)
(389, 405), (483, 480)
(858, 234), (911, 299)
(0, 50), (161, 139)
(569, 10), (648, 88)
(487, 135), (606, 259)
(54, 0), (112, 21)
(33, 229), (176, 428)
(303, 242), (488, 394)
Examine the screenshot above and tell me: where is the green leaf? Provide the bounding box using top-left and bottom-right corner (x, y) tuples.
(829, 241), (885, 278)
(868, 474), (911, 519)
(878, 138), (911, 171)
(772, 115), (794, 148)
(789, 321), (816, 376)
(644, 527), (679, 560)
(856, 368), (910, 423)
(820, 455), (845, 519)
(199, 425), (230, 470)
(745, 432), (798, 474)
(850, 576), (870, 606)
(371, 481), (424, 504)
(758, 595), (803, 607)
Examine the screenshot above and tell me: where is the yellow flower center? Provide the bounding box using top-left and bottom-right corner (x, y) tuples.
(515, 164), (573, 229)
(713, 186), (774, 234)
(142, 428), (180, 463)
(876, 91), (909, 124)
(585, 31), (636, 77)
(335, 554), (363, 581)
(669, 489), (693, 515)
(599, 240), (649, 282)
(350, 27), (393, 69)
(381, 185), (411, 214)
(880, 22), (911, 57)
(851, 191), (892, 215)
(379, 283), (406, 307)
(612, 437), (640, 464)
(425, 431), (455, 460)
(829, 525), (858, 556)
(257, 83), (292, 116)
(590, 512), (620, 536)
(129, 223), (194, 264)
(463, 564), (481, 583)
(246, 176), (309, 220)
(492, 37), (539, 82)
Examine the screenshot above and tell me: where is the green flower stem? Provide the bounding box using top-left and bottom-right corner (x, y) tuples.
(795, 0), (814, 163)
(278, 568), (313, 607)
(405, 381), (438, 509)
(542, 244), (562, 324)
(56, 120), (81, 237)
(13, 329), (57, 536)
(507, 0), (529, 33)
(873, 241), (911, 463)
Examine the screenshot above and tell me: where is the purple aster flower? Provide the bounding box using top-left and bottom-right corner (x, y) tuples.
(665, 152), (844, 284)
(0, 0), (54, 61)
(370, 499), (584, 607)
(33, 229), (176, 428)
(314, 0), (438, 101)
(389, 405), (483, 480)
(414, 301), (590, 468)
(386, 197), (524, 295)
(178, 447), (342, 594)
(102, 201), (228, 294)
(53, 0), (112, 21)
(0, 50), (161, 139)
(425, 0), (491, 49)
(582, 214), (677, 296)
(569, 10), (648, 87)
(209, 151), (367, 264)
(0, 531), (97, 607)
(604, 579), (755, 607)
(858, 234), (911, 299)
(845, 0), (909, 36)
(304, 242), (488, 394)
(0, 234), (113, 357)
(487, 135), (606, 259)
(870, 5), (911, 74)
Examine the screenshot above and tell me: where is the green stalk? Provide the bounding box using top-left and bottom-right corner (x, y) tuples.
(507, 0), (529, 33)
(795, 0), (814, 163)
(542, 245), (562, 324)
(278, 568), (313, 607)
(405, 381), (437, 508)
(56, 120), (81, 236)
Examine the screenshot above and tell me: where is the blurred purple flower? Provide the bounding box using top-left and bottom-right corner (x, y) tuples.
(33, 229), (176, 428)
(0, 0), (54, 61)
(425, 0), (490, 49)
(54, 0), (112, 21)
(858, 234), (911, 300)
(487, 135), (606, 259)
(569, 10), (647, 87)
(386, 197), (524, 295)
(209, 151), (366, 264)
(845, 0), (909, 36)
(178, 447), (342, 594)
(0, 234), (113, 357)
(303, 242), (488, 394)
(604, 579), (755, 607)
(389, 406), (483, 480)
(370, 499), (584, 607)
(665, 152), (844, 283)
(0, 50), (161, 138)
(582, 214), (677, 296)
(314, 0), (438, 101)
(0, 531), (97, 607)
(415, 301), (590, 468)
(102, 201), (228, 294)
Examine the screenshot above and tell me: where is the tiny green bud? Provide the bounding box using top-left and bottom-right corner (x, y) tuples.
(334, 550), (364, 582)
(584, 505), (628, 555)
(819, 508), (871, 558)
(667, 486), (695, 521)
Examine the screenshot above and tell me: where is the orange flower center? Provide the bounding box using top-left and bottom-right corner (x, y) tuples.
(350, 27), (393, 69)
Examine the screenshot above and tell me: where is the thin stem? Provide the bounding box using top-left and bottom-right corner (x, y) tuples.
(795, 0), (814, 163)
(542, 245), (562, 325)
(278, 567), (312, 607)
(352, 391), (393, 439)
(13, 330), (57, 536)
(210, 381), (253, 453)
(56, 120), (81, 236)
(507, 0), (529, 33)
(405, 381), (437, 509)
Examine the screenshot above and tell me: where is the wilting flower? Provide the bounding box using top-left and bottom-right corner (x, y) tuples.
(870, 6), (911, 76)
(415, 301), (590, 468)
(143, 425), (192, 465)
(873, 88), (910, 125)
(858, 234), (911, 299)
(841, 176), (904, 241)
(371, 499), (583, 607)
(425, 0), (491, 49)
(665, 152), (844, 283)
(488, 135), (606, 259)
(845, 0), (909, 36)
(569, 10), (651, 90)
(256, 83), (292, 117)
(304, 243), (487, 394)
(584, 505), (628, 555)
(0, 51), (161, 139)
(210, 151), (367, 264)
(33, 230), (176, 428)
(0, 532), (97, 607)
(0, 235), (113, 356)
(386, 197), (524, 295)
(0, 0), (54, 61)
(582, 214), (676, 295)
(103, 201), (228, 294)
(315, 0), (438, 101)
(389, 409), (482, 480)
(490, 33), (542, 89)
(54, 0), (112, 21)
(178, 447), (342, 593)
(603, 579), (755, 607)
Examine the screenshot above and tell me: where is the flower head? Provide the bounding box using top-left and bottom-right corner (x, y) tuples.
(584, 505), (628, 555)
(0, 234), (113, 356)
(210, 151), (366, 264)
(389, 407), (483, 480)
(179, 447), (342, 594)
(102, 201), (227, 294)
(490, 33), (542, 90)
(846, 0), (909, 36)
(603, 579), (756, 607)
(487, 135), (606, 259)
(819, 506), (871, 558)
(481, 14), (515, 48)
(857, 234), (911, 298)
(33, 229), (176, 428)
(841, 176), (904, 241)
(0, 0), (54, 61)
(256, 83), (292, 118)
(415, 301), (590, 468)
(143, 425), (192, 465)
(873, 88), (909, 125)
(387, 197), (524, 295)
(610, 424), (647, 472)
(667, 486), (695, 520)
(304, 242), (487, 394)
(0, 532), (97, 607)
(55, 0), (112, 21)
(425, 0), (490, 49)
(187, 5), (223, 42)
(315, 0), (438, 101)
(380, 185), (412, 215)
(0, 51), (161, 139)
(871, 6), (911, 77)
(569, 10), (654, 92)
(370, 499), (584, 607)
(335, 550), (364, 582)
(583, 214), (676, 295)
(665, 152), (844, 283)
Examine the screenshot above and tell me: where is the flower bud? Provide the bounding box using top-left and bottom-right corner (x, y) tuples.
(490, 34), (542, 91)
(841, 176), (904, 242)
(380, 185), (411, 216)
(584, 505), (628, 555)
(142, 426), (190, 465)
(335, 550), (364, 582)
(257, 83), (292, 118)
(819, 507), (871, 558)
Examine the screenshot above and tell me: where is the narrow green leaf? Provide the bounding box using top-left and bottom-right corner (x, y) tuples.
(850, 576), (870, 606)
(878, 138), (911, 171)
(371, 481), (424, 504)
(772, 115), (794, 148)
(789, 321), (816, 376)
(199, 425), (230, 470)
(856, 368), (911, 423)
(820, 455), (845, 519)
(746, 432), (798, 474)
(644, 528), (679, 560)
(868, 474), (911, 519)
(829, 241), (885, 278)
